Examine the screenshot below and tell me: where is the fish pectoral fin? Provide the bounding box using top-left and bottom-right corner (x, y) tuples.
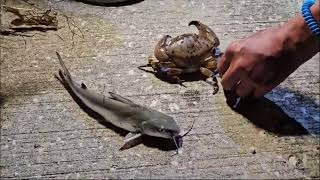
(124, 132), (142, 142)
(119, 132), (142, 151)
(108, 92), (136, 105)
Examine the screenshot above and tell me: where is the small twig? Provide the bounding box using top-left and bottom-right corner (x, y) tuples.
(63, 14), (84, 46)
(3, 6), (23, 18)
(102, 84), (106, 103)
(65, 15), (84, 38)
(55, 33), (65, 41)
(0, 30), (35, 37)
(20, 0), (38, 9)
(1, 5), (33, 11)
(9, 25), (58, 31)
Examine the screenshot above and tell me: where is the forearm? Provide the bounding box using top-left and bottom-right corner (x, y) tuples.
(218, 1), (320, 97)
(278, 1), (319, 64)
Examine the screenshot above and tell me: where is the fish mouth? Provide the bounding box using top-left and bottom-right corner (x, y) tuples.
(171, 117), (196, 155)
(172, 134), (183, 148)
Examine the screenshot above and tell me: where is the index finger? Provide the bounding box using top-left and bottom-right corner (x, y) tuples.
(217, 41), (241, 75)
(217, 51), (232, 76)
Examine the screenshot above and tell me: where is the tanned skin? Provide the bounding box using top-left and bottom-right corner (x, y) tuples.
(218, 2), (320, 97)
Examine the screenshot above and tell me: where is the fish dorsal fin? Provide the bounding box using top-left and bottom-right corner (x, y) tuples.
(108, 92), (136, 105)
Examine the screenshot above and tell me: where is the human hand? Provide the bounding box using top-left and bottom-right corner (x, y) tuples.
(218, 13), (320, 98)
(218, 27), (288, 97)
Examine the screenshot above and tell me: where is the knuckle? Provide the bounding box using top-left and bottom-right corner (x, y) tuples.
(236, 88), (246, 97)
(221, 78), (232, 90)
(232, 59), (246, 71)
(227, 40), (242, 54)
(220, 78), (228, 88)
(254, 88), (265, 98)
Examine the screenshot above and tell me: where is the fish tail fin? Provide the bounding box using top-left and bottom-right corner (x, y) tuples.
(56, 52), (73, 82)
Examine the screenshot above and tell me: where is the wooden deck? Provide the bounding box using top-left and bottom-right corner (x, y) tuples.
(1, 0), (319, 178)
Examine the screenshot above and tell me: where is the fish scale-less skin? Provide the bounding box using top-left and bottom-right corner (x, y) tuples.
(56, 52), (180, 138)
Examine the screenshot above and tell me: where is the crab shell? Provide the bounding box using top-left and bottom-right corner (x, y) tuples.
(154, 21), (220, 71)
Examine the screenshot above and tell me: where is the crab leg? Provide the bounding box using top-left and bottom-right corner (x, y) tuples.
(161, 67), (185, 84)
(200, 67), (219, 94)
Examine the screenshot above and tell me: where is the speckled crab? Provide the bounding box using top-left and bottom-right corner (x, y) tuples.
(139, 20), (221, 94)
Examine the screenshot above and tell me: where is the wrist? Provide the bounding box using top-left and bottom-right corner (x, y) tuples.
(310, 1), (320, 23)
(302, 0), (320, 36)
(277, 3), (320, 61)
(281, 1), (320, 42)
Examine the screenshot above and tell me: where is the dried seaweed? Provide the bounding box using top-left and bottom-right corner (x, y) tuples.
(0, 5), (58, 35)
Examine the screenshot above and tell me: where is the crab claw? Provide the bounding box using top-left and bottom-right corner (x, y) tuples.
(188, 20), (200, 26)
(188, 20), (220, 47)
(154, 35), (171, 61)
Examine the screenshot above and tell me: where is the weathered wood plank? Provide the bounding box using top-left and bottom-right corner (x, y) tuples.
(1, 0), (319, 178)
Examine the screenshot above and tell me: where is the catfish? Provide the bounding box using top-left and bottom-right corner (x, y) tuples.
(55, 52), (191, 152)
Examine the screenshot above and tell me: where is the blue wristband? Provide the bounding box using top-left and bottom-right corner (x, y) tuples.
(302, 0), (320, 37)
